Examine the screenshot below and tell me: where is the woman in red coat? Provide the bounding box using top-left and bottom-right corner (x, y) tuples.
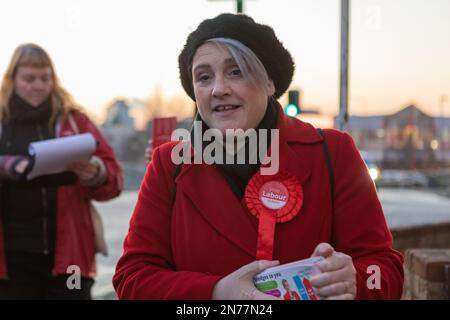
(113, 14), (404, 300)
(0, 43), (123, 299)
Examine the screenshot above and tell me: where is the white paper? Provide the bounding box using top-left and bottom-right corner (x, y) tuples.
(27, 133), (96, 180)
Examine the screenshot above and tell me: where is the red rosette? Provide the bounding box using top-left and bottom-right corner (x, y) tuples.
(244, 171), (303, 223)
(244, 171), (304, 260)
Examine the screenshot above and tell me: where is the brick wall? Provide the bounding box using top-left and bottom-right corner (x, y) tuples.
(391, 222), (450, 253)
(390, 223), (450, 299)
(403, 249), (450, 299)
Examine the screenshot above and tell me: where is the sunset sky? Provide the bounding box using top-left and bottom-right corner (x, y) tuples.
(1, 0), (449, 120)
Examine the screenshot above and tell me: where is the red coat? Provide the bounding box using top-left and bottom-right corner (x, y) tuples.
(0, 110), (123, 279)
(113, 107), (404, 299)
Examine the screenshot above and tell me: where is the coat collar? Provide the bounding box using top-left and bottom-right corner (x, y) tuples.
(175, 103), (324, 258)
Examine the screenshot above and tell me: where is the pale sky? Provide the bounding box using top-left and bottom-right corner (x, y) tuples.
(1, 0), (449, 119)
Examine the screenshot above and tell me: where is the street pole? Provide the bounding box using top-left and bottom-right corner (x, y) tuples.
(440, 95), (448, 164)
(207, 0), (245, 14)
(337, 0), (350, 131)
(440, 95), (448, 118)
(237, 0), (243, 13)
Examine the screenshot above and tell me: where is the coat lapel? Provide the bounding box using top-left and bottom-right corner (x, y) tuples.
(176, 163), (258, 258)
(277, 140), (312, 186)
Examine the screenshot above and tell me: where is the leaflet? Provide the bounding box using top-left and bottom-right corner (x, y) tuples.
(27, 133), (96, 180)
(253, 256), (324, 300)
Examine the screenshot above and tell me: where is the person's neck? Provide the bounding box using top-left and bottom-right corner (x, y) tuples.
(8, 93), (53, 125)
(199, 97), (279, 199)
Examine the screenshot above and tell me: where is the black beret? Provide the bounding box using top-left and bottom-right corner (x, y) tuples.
(178, 13), (295, 100)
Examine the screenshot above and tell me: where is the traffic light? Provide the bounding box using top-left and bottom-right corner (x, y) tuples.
(284, 90), (300, 117)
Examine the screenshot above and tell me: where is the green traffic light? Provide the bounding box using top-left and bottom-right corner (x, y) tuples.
(285, 104), (299, 117)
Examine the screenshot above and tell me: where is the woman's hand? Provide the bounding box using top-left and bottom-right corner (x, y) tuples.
(14, 158), (30, 175)
(68, 158), (100, 186)
(0, 156), (31, 180)
(212, 260), (281, 300)
(309, 243), (357, 300)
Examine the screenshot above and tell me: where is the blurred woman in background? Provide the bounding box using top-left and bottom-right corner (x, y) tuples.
(0, 43), (123, 299)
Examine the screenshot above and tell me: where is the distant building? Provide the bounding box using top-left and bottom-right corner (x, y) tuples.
(342, 104), (450, 169)
(101, 99), (143, 163)
(103, 99), (134, 128)
(382, 105), (436, 169)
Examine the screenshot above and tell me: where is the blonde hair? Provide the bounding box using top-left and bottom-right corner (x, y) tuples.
(0, 43), (78, 125)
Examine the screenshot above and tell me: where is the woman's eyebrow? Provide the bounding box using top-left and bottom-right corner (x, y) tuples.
(193, 57), (237, 71)
(192, 64), (210, 73)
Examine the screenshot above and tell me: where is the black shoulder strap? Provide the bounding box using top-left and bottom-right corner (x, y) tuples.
(171, 162), (182, 203)
(316, 128), (335, 212)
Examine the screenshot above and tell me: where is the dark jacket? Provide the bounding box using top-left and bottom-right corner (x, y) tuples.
(0, 101), (73, 254)
(0, 110), (123, 279)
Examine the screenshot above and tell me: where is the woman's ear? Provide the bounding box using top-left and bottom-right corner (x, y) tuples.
(267, 80), (275, 96)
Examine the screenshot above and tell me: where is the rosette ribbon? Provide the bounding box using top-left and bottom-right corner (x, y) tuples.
(244, 171), (303, 260)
